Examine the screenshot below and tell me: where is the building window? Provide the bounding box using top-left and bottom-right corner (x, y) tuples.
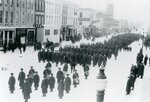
(80, 12), (82, 17)
(79, 21), (82, 25)
(6, 0), (9, 4)
(27, 0), (30, 9)
(36, 0), (38, 10)
(23, 1), (25, 8)
(16, 12), (18, 24)
(54, 29), (58, 35)
(10, 12), (13, 24)
(39, 16), (41, 24)
(17, 0), (19, 7)
(27, 14), (29, 21)
(10, 0), (13, 5)
(36, 16), (38, 24)
(42, 2), (44, 11)
(22, 12), (25, 24)
(39, 1), (41, 11)
(0, 11), (2, 23)
(0, 0), (2, 4)
(45, 29), (50, 35)
(5, 12), (8, 23)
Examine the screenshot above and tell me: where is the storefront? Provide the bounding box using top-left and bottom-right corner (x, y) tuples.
(16, 28), (35, 45)
(0, 28), (15, 47)
(61, 25), (76, 41)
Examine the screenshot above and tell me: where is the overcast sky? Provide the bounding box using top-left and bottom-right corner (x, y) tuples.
(67, 0), (150, 26)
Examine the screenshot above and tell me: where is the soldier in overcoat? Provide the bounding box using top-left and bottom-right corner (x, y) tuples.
(83, 65), (90, 79)
(126, 74), (135, 95)
(28, 66), (35, 76)
(41, 76), (49, 97)
(58, 79), (64, 99)
(18, 68), (26, 89)
(64, 74), (71, 93)
(33, 71), (40, 90)
(72, 70), (79, 87)
(45, 61), (52, 69)
(22, 79), (32, 102)
(56, 68), (65, 83)
(48, 74), (55, 92)
(8, 73), (16, 93)
(38, 50), (42, 62)
(43, 67), (51, 76)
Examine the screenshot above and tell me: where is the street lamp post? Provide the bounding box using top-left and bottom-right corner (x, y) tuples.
(96, 65), (107, 102)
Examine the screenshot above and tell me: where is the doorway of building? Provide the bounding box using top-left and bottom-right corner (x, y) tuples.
(27, 31), (35, 45)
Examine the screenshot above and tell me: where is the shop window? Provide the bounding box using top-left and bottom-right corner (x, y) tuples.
(54, 29), (58, 35)
(5, 12), (8, 23)
(0, 11), (2, 23)
(80, 12), (82, 18)
(45, 29), (50, 35)
(9, 31), (12, 39)
(17, 0), (19, 7)
(10, 0), (13, 5)
(79, 21), (82, 25)
(10, 12), (13, 24)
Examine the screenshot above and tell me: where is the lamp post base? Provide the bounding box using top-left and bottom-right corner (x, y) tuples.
(97, 90), (105, 102)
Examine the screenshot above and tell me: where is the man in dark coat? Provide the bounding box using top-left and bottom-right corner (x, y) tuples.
(38, 50), (42, 62)
(48, 74), (55, 92)
(137, 63), (145, 79)
(33, 71), (40, 90)
(83, 65), (90, 79)
(45, 61), (52, 69)
(56, 68), (65, 83)
(3, 41), (7, 53)
(144, 55), (148, 66)
(63, 63), (68, 76)
(8, 73), (16, 94)
(43, 67), (51, 76)
(18, 68), (26, 89)
(29, 66), (35, 76)
(22, 79), (32, 102)
(26, 75), (33, 88)
(22, 44), (26, 53)
(41, 76), (49, 97)
(126, 74), (135, 95)
(64, 74), (71, 93)
(72, 70), (79, 87)
(58, 79), (64, 99)
(34, 42), (37, 51)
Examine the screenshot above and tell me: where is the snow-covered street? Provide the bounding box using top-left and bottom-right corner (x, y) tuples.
(0, 36), (150, 102)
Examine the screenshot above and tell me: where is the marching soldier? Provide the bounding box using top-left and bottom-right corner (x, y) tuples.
(72, 70), (79, 87)
(45, 61), (52, 69)
(8, 73), (16, 94)
(58, 79), (64, 99)
(48, 74), (55, 92)
(43, 67), (51, 76)
(83, 65), (90, 79)
(56, 68), (65, 83)
(22, 79), (32, 102)
(18, 68), (26, 89)
(28, 66), (35, 76)
(33, 71), (40, 90)
(126, 74), (135, 95)
(38, 50), (42, 62)
(64, 74), (71, 93)
(41, 76), (49, 97)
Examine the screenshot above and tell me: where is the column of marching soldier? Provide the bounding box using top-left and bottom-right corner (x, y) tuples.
(8, 34), (143, 102)
(126, 48), (149, 95)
